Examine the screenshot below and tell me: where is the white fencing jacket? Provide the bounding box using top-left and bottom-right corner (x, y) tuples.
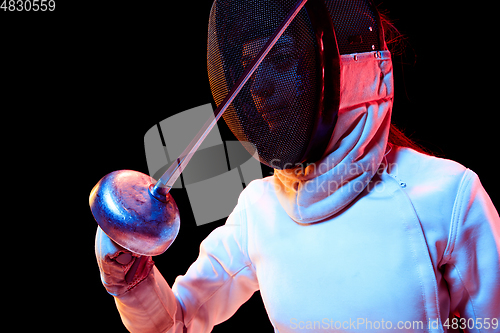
(109, 51), (500, 332)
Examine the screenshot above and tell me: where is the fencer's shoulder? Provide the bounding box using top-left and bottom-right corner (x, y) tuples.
(241, 176), (276, 195)
(237, 176), (277, 204)
(385, 145), (471, 192)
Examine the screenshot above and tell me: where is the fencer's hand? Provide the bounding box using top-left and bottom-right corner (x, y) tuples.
(95, 227), (154, 297)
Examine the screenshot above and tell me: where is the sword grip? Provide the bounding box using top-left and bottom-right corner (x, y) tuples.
(125, 256), (149, 284)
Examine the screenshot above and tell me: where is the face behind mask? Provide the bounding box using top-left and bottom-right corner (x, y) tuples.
(207, 0), (384, 170)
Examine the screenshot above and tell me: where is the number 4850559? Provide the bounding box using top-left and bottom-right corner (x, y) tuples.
(1, 0), (56, 11)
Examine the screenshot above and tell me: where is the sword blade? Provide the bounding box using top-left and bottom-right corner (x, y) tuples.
(153, 0), (309, 193)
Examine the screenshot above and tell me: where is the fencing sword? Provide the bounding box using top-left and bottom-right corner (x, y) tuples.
(89, 0), (310, 261)
(150, 0), (310, 199)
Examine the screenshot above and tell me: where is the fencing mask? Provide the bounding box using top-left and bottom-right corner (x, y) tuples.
(208, 0), (383, 170)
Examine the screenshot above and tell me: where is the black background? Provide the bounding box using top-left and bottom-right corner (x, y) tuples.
(1, 1), (497, 331)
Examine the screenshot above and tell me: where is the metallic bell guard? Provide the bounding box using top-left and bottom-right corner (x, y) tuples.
(89, 170), (180, 256)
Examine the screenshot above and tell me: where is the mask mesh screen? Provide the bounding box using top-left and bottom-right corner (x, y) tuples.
(326, 0), (381, 54)
(207, 0), (382, 169)
(208, 0), (319, 169)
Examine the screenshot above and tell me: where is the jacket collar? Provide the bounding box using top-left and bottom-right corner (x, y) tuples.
(273, 50), (394, 223)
